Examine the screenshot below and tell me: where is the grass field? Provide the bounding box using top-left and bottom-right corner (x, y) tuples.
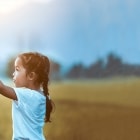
(1, 77), (140, 140)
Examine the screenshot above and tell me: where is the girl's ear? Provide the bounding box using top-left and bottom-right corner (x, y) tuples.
(28, 72), (37, 81)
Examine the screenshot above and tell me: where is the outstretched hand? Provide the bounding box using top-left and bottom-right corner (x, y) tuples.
(0, 80), (17, 100)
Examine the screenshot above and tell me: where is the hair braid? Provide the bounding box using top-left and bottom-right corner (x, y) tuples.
(42, 55), (53, 122)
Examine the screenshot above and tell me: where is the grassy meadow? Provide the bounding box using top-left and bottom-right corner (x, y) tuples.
(1, 77), (140, 139)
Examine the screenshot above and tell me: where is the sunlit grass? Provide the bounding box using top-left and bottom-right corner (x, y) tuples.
(1, 77), (140, 140)
(0, 96), (12, 140)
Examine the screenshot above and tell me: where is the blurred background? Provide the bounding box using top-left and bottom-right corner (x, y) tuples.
(1, 0), (140, 140)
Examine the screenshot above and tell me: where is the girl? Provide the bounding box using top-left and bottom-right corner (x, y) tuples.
(0, 52), (54, 140)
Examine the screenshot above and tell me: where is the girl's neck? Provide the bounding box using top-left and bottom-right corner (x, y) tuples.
(26, 82), (41, 91)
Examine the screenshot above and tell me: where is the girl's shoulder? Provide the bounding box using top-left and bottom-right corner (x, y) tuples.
(13, 87), (45, 100)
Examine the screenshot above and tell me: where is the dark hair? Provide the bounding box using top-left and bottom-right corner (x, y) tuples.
(18, 52), (54, 123)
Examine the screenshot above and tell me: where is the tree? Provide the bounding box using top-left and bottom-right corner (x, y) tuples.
(6, 56), (16, 78)
(49, 60), (61, 80)
(104, 53), (123, 76)
(66, 63), (85, 78)
(86, 59), (104, 78)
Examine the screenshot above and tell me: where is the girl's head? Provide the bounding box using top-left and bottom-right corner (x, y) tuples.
(13, 52), (53, 122)
(13, 52), (50, 87)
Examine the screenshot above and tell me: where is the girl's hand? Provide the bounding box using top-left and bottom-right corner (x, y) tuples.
(0, 80), (17, 100)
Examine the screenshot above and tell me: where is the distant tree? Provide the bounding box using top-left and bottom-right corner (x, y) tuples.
(86, 59), (104, 78)
(49, 60), (61, 80)
(66, 63), (86, 78)
(104, 53), (123, 76)
(6, 57), (16, 78)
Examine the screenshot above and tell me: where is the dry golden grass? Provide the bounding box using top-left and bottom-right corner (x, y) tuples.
(1, 77), (140, 140)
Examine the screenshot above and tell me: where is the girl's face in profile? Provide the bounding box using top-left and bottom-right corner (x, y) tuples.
(13, 57), (29, 88)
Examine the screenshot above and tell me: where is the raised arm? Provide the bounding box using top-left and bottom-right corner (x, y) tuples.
(0, 80), (17, 100)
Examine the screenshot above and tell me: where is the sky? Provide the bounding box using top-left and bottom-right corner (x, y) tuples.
(0, 0), (140, 68)
(0, 0), (24, 13)
(0, 0), (52, 13)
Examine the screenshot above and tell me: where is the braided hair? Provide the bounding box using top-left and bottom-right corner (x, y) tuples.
(18, 52), (53, 122)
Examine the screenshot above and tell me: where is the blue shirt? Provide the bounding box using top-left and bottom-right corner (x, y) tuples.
(12, 88), (46, 140)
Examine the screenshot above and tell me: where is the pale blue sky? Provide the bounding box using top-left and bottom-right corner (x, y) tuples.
(0, 0), (140, 67)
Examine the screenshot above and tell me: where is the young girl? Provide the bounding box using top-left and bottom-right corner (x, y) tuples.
(0, 52), (54, 140)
